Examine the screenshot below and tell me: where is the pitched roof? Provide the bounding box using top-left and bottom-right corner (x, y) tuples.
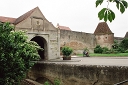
(94, 22), (113, 35)
(124, 32), (128, 38)
(14, 7), (37, 25)
(57, 23), (71, 31)
(0, 16), (16, 23)
(58, 26), (71, 31)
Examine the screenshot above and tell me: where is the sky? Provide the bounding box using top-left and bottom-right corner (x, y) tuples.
(0, 0), (128, 37)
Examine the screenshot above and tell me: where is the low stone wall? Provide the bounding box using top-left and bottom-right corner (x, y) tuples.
(28, 62), (128, 85)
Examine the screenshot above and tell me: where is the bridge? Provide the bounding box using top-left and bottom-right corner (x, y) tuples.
(25, 57), (128, 85)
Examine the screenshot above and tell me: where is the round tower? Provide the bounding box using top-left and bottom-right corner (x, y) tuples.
(94, 22), (114, 49)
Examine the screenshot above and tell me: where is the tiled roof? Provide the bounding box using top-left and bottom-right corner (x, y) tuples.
(14, 7), (37, 25)
(58, 26), (71, 31)
(124, 32), (128, 38)
(94, 22), (113, 35)
(0, 16), (16, 23)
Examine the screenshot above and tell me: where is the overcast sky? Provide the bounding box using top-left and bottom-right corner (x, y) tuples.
(0, 0), (128, 37)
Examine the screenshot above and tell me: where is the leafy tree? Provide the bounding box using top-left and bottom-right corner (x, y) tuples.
(96, 0), (128, 22)
(120, 38), (128, 50)
(112, 40), (119, 49)
(0, 22), (41, 85)
(111, 39), (127, 53)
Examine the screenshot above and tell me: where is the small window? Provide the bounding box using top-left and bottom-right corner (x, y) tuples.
(36, 21), (40, 25)
(69, 35), (70, 39)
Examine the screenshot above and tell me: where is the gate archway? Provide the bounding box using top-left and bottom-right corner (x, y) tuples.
(31, 36), (47, 60)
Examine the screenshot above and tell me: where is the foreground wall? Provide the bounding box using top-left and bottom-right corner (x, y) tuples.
(28, 62), (128, 85)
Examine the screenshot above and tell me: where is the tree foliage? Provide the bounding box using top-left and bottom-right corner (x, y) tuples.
(120, 38), (128, 50)
(61, 46), (73, 56)
(0, 22), (41, 85)
(94, 45), (103, 53)
(96, 0), (128, 22)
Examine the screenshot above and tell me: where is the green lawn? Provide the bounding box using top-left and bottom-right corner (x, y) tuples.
(77, 53), (128, 57)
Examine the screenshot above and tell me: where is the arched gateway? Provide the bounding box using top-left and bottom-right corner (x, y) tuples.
(31, 36), (47, 60)
(12, 7), (60, 60)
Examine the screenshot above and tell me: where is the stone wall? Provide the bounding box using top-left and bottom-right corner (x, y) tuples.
(114, 37), (124, 43)
(27, 30), (60, 60)
(60, 30), (96, 53)
(28, 63), (128, 85)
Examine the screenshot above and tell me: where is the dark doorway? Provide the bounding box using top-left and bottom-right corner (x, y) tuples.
(31, 36), (47, 60)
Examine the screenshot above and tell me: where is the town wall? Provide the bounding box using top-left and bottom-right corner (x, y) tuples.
(60, 30), (96, 53)
(114, 37), (124, 43)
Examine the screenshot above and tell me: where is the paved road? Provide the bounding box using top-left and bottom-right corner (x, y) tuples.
(43, 56), (128, 66)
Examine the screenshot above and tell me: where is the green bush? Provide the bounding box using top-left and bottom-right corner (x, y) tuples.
(94, 45), (103, 53)
(61, 46), (73, 56)
(102, 47), (109, 54)
(108, 49), (118, 54)
(120, 38), (128, 50)
(112, 40), (119, 49)
(54, 79), (61, 85)
(125, 49), (128, 53)
(117, 47), (125, 53)
(44, 81), (51, 85)
(44, 79), (61, 85)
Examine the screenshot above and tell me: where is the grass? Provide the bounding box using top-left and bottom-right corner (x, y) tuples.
(77, 53), (128, 57)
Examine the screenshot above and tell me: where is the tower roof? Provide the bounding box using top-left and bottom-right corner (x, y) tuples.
(124, 32), (128, 38)
(94, 22), (113, 35)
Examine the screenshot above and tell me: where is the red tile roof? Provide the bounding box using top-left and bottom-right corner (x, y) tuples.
(57, 24), (71, 31)
(0, 16), (16, 23)
(58, 26), (71, 31)
(94, 22), (113, 35)
(14, 7), (37, 25)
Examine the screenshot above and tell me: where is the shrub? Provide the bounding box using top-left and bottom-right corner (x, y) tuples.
(120, 38), (128, 50)
(61, 46), (73, 56)
(94, 45), (103, 53)
(54, 79), (61, 85)
(102, 47), (109, 54)
(44, 79), (61, 85)
(112, 40), (119, 49)
(125, 49), (128, 53)
(109, 49), (118, 54)
(117, 47), (125, 53)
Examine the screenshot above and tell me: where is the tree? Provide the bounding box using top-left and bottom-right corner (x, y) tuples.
(96, 0), (128, 22)
(120, 38), (128, 50)
(0, 22), (42, 85)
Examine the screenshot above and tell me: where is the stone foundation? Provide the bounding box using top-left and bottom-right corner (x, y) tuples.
(28, 62), (128, 85)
